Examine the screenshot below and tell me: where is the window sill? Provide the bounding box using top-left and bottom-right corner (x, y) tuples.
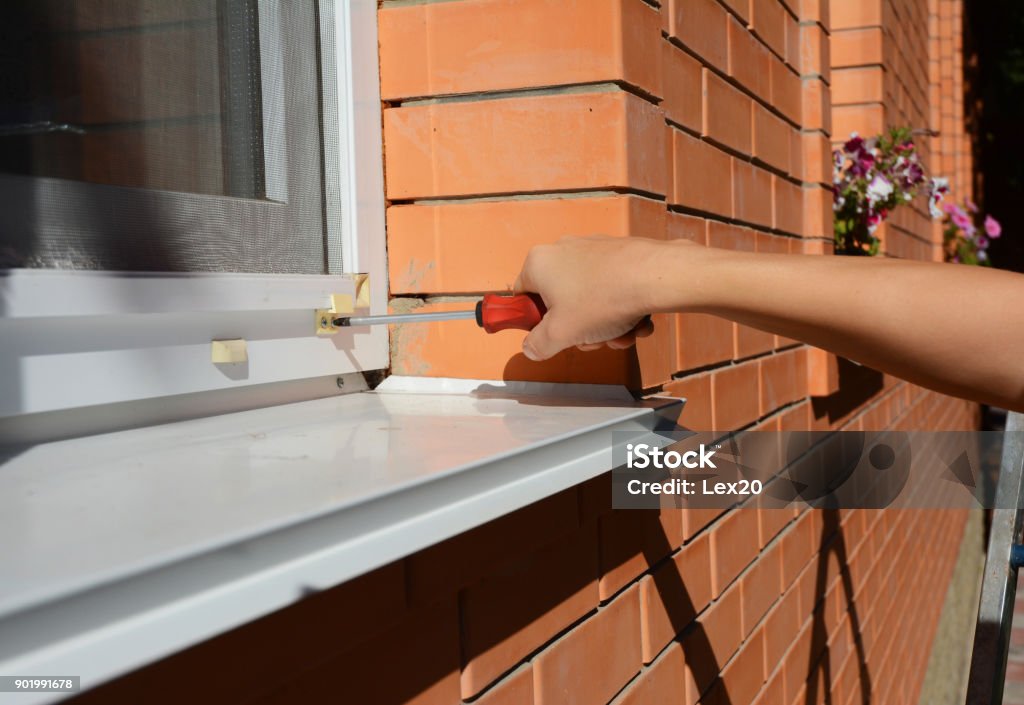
(0, 375), (681, 701)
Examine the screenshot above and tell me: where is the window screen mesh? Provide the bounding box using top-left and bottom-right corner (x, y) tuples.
(0, 0), (333, 275)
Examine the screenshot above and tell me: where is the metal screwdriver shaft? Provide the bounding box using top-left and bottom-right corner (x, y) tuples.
(336, 310), (476, 327)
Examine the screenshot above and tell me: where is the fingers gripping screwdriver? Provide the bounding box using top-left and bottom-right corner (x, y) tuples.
(335, 293), (547, 333)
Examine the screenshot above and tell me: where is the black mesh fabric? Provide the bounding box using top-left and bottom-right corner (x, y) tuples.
(0, 0), (330, 274)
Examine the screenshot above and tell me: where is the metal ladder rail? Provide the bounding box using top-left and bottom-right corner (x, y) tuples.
(967, 411), (1024, 704)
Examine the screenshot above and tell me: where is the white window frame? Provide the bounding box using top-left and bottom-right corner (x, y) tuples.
(0, 0), (388, 422)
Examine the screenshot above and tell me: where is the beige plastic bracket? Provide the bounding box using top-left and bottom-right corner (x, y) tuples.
(354, 274), (371, 309)
(211, 339), (248, 364)
(315, 294), (352, 336)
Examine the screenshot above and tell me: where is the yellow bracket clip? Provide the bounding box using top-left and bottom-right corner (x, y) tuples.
(315, 275), (370, 336)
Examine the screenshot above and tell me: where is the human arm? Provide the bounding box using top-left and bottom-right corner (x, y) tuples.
(513, 236), (1024, 412)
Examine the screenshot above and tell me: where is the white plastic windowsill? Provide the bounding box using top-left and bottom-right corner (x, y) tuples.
(0, 376), (682, 703)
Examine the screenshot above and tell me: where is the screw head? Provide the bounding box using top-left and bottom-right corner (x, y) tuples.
(336, 377), (345, 389)
(320, 316), (329, 328)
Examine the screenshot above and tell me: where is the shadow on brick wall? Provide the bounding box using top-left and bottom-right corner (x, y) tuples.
(803, 508), (873, 705)
(812, 359), (886, 427)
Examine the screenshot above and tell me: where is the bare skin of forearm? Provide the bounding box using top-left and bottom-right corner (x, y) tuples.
(651, 245), (1024, 411)
(513, 237), (1024, 412)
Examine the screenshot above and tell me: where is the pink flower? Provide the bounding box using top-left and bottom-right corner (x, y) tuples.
(965, 198), (979, 213)
(976, 235), (990, 250)
(985, 215), (1002, 238)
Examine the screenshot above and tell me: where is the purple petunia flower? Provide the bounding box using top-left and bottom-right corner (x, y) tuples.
(866, 174), (893, 205)
(985, 215), (1002, 238)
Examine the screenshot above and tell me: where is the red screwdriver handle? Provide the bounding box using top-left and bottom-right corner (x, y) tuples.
(475, 293), (547, 334)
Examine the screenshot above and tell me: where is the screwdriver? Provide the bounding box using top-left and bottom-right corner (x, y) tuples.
(335, 293), (547, 333)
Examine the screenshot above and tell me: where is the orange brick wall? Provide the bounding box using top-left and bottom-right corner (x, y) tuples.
(70, 2), (979, 703)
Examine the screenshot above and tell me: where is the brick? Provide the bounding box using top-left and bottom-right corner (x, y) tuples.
(640, 532), (714, 661)
(638, 311), (679, 389)
(388, 196), (664, 294)
(379, 0), (663, 100)
(757, 501), (792, 548)
(801, 77), (831, 132)
(831, 66), (884, 104)
(773, 176), (804, 236)
(806, 347), (840, 397)
(755, 232), (791, 254)
(683, 508), (726, 539)
(741, 548), (783, 634)
(671, 129), (733, 216)
(407, 489), (579, 604)
(667, 212), (709, 244)
(685, 582), (744, 694)
(776, 399), (810, 433)
(663, 41), (703, 131)
(780, 514), (815, 588)
(770, 57), (802, 124)
(721, 629), (766, 705)
(759, 348), (807, 414)
(784, 14), (800, 72)
(475, 665), (535, 705)
(707, 220), (757, 251)
(721, 0), (752, 22)
(797, 0), (829, 27)
(533, 585), (643, 705)
(702, 69), (753, 155)
(460, 526), (600, 697)
(757, 666), (786, 705)
(728, 16), (772, 102)
(599, 508), (685, 600)
(828, 0), (881, 30)
(831, 28), (883, 68)
(710, 508), (760, 596)
(752, 104), (792, 174)
(253, 599), (460, 705)
(799, 23), (830, 80)
(665, 374), (714, 431)
(737, 323), (776, 361)
(802, 184), (833, 238)
(750, 0), (788, 58)
(677, 313), (734, 372)
(668, 0), (729, 71)
(384, 91), (666, 199)
(613, 642), (688, 705)
(763, 585), (801, 667)
(733, 160), (773, 228)
(801, 131), (833, 184)
(712, 362), (761, 430)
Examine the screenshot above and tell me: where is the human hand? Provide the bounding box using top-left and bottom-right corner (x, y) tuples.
(513, 236), (691, 361)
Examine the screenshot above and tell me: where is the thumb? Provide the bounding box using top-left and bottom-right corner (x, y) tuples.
(521, 311), (572, 361)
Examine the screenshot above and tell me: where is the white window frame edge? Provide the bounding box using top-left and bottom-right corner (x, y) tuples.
(0, 0), (390, 421)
